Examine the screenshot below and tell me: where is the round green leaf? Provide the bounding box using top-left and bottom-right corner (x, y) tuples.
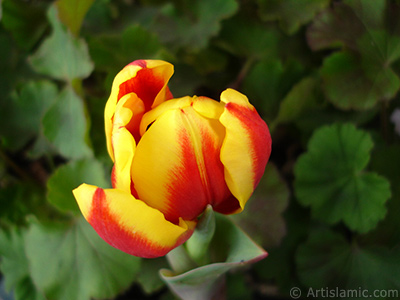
(321, 52), (393, 110)
(56, 0), (95, 36)
(151, 0), (238, 50)
(25, 218), (141, 300)
(29, 5), (94, 81)
(47, 158), (109, 215)
(42, 86), (92, 159)
(294, 123), (391, 233)
(257, 0), (329, 35)
(296, 229), (400, 292)
(0, 80), (58, 151)
(0, 228), (46, 300)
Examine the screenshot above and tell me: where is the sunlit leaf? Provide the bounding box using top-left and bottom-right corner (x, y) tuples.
(29, 5), (93, 81)
(47, 158), (108, 215)
(42, 86), (92, 159)
(25, 217), (141, 300)
(257, 0), (329, 35)
(294, 123), (391, 233)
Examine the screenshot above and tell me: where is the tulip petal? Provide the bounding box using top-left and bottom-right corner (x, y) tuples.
(73, 184), (196, 258)
(220, 89), (271, 211)
(132, 105), (232, 223)
(110, 93), (143, 193)
(139, 96), (193, 136)
(105, 60), (174, 160)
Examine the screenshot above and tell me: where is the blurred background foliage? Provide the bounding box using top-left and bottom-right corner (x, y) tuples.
(0, 0), (400, 299)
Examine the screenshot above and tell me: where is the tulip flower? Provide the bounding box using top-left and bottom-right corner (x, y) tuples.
(73, 60), (272, 258)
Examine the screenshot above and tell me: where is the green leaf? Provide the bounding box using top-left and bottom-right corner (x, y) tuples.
(160, 214), (267, 300)
(137, 258), (169, 294)
(231, 164), (289, 248)
(0, 31), (26, 100)
(257, 0), (329, 35)
(55, 0), (95, 36)
(273, 76), (322, 128)
(359, 30), (400, 69)
(89, 24), (163, 73)
(121, 24), (164, 59)
(344, 0), (386, 31)
(25, 217), (141, 300)
(29, 5), (93, 81)
(0, 80), (58, 151)
(307, 0), (388, 51)
(186, 205), (215, 265)
(218, 16), (281, 59)
(0, 229), (29, 292)
(254, 201), (310, 293)
(294, 123), (391, 233)
(307, 2), (370, 51)
(42, 86), (92, 159)
(0, 183), (45, 228)
(365, 145), (400, 246)
(1, 0), (48, 51)
(153, 0), (238, 50)
(88, 24), (165, 87)
(321, 52), (399, 110)
(296, 229), (400, 293)
(47, 158), (109, 215)
(242, 58), (305, 122)
(0, 229), (45, 300)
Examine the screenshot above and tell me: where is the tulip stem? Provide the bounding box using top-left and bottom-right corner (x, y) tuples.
(186, 205), (215, 265)
(166, 245), (197, 275)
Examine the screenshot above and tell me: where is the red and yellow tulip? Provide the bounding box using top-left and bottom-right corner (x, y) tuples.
(73, 60), (272, 258)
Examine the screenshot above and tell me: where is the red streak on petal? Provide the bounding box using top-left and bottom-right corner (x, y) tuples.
(164, 110), (238, 222)
(88, 188), (191, 258)
(118, 68), (167, 111)
(111, 166), (117, 188)
(164, 130), (208, 223)
(200, 129), (235, 210)
(225, 103), (271, 188)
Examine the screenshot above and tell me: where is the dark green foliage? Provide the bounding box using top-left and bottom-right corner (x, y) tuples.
(1, 0), (399, 299)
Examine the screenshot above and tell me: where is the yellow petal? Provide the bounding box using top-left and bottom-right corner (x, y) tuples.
(139, 96), (192, 136)
(105, 60), (174, 160)
(110, 93), (144, 192)
(73, 184), (196, 258)
(220, 88), (271, 211)
(132, 104), (231, 223)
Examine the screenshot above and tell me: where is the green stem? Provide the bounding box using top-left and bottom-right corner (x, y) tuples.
(166, 245), (197, 275)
